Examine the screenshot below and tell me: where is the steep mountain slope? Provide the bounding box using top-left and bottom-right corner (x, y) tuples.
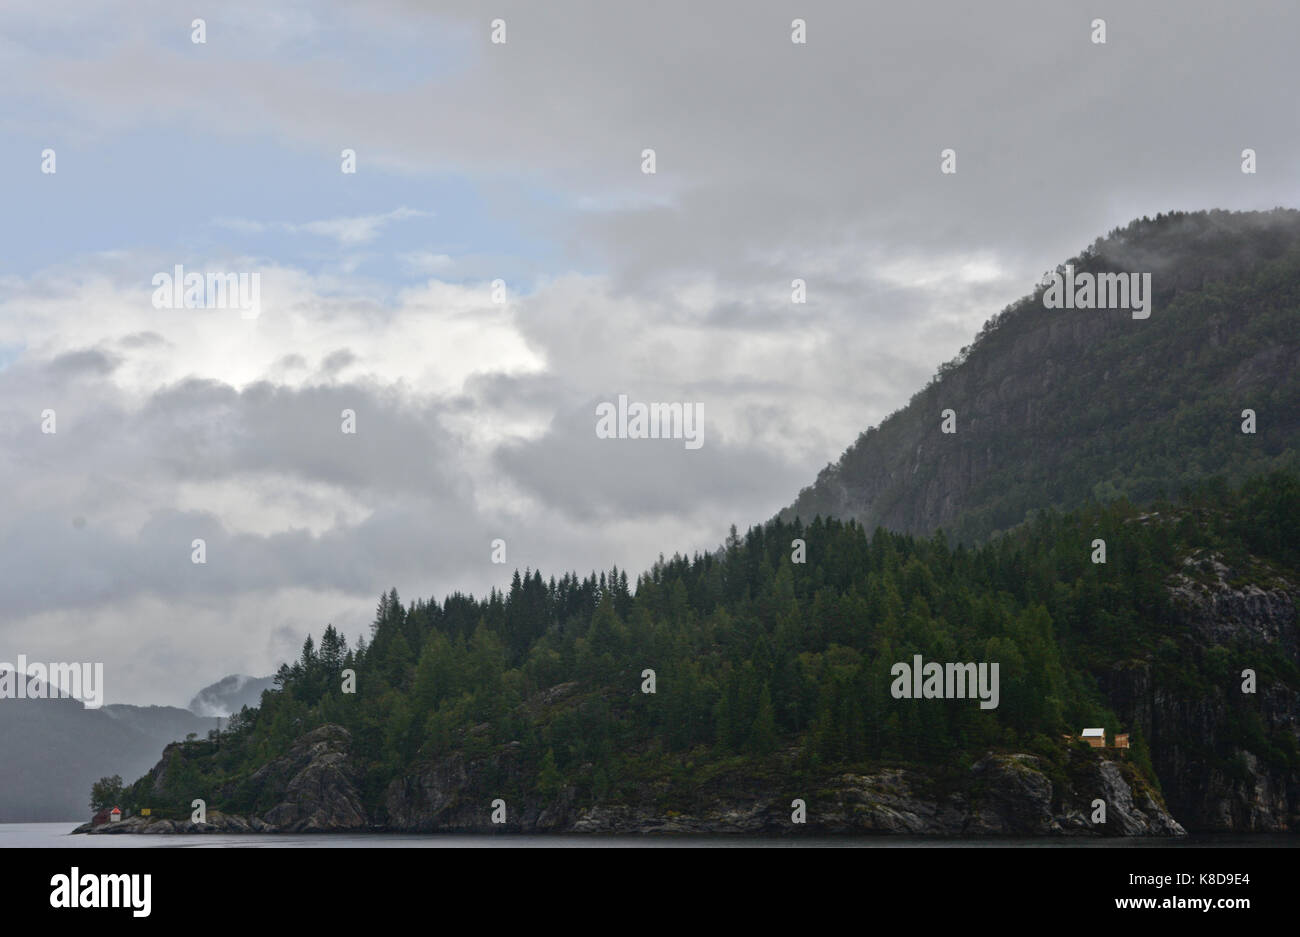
(782, 209), (1300, 543)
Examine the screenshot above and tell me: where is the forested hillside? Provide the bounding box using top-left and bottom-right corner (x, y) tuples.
(115, 471), (1300, 832)
(783, 209), (1300, 543)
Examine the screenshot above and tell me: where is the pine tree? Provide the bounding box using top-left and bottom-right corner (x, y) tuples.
(751, 685), (777, 754)
(538, 748), (561, 799)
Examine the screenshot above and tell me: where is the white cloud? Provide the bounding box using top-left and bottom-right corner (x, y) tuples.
(400, 250), (455, 274)
(213, 207), (432, 246)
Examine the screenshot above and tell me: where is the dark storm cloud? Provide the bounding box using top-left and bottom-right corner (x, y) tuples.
(495, 397), (808, 521)
(118, 331), (168, 349)
(46, 349), (120, 377)
(134, 378), (468, 495)
(320, 349), (358, 375)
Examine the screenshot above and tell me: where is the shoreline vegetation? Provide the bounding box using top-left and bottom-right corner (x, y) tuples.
(81, 472), (1299, 838)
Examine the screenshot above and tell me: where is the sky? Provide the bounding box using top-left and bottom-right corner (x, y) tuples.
(2, 0), (1297, 706)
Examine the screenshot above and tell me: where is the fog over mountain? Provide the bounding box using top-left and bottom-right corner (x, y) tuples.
(783, 209), (1300, 542)
(189, 675), (276, 718)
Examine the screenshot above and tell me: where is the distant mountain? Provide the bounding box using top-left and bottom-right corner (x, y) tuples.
(0, 673), (269, 821)
(782, 209), (1300, 543)
(0, 679), (217, 821)
(188, 674), (275, 717)
(102, 704), (218, 742)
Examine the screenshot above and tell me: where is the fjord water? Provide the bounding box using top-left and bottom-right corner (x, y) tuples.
(4, 823), (1294, 848)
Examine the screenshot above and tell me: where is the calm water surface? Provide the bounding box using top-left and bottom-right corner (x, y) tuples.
(3, 822), (1295, 848)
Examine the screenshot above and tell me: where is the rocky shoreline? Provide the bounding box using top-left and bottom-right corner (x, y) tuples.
(74, 725), (1185, 837)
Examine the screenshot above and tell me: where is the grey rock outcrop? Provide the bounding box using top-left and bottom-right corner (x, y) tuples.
(75, 724), (365, 834)
(248, 725), (366, 831)
(382, 747), (1183, 836)
(1099, 554), (1299, 831)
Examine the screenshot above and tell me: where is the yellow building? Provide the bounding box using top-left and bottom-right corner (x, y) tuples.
(1075, 728), (1130, 751)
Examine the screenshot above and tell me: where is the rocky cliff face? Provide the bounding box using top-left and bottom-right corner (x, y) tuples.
(1102, 663), (1298, 832)
(382, 747), (1182, 836)
(76, 724), (1183, 836)
(74, 724), (367, 835)
(239, 724), (367, 831)
(1100, 553), (1300, 832)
